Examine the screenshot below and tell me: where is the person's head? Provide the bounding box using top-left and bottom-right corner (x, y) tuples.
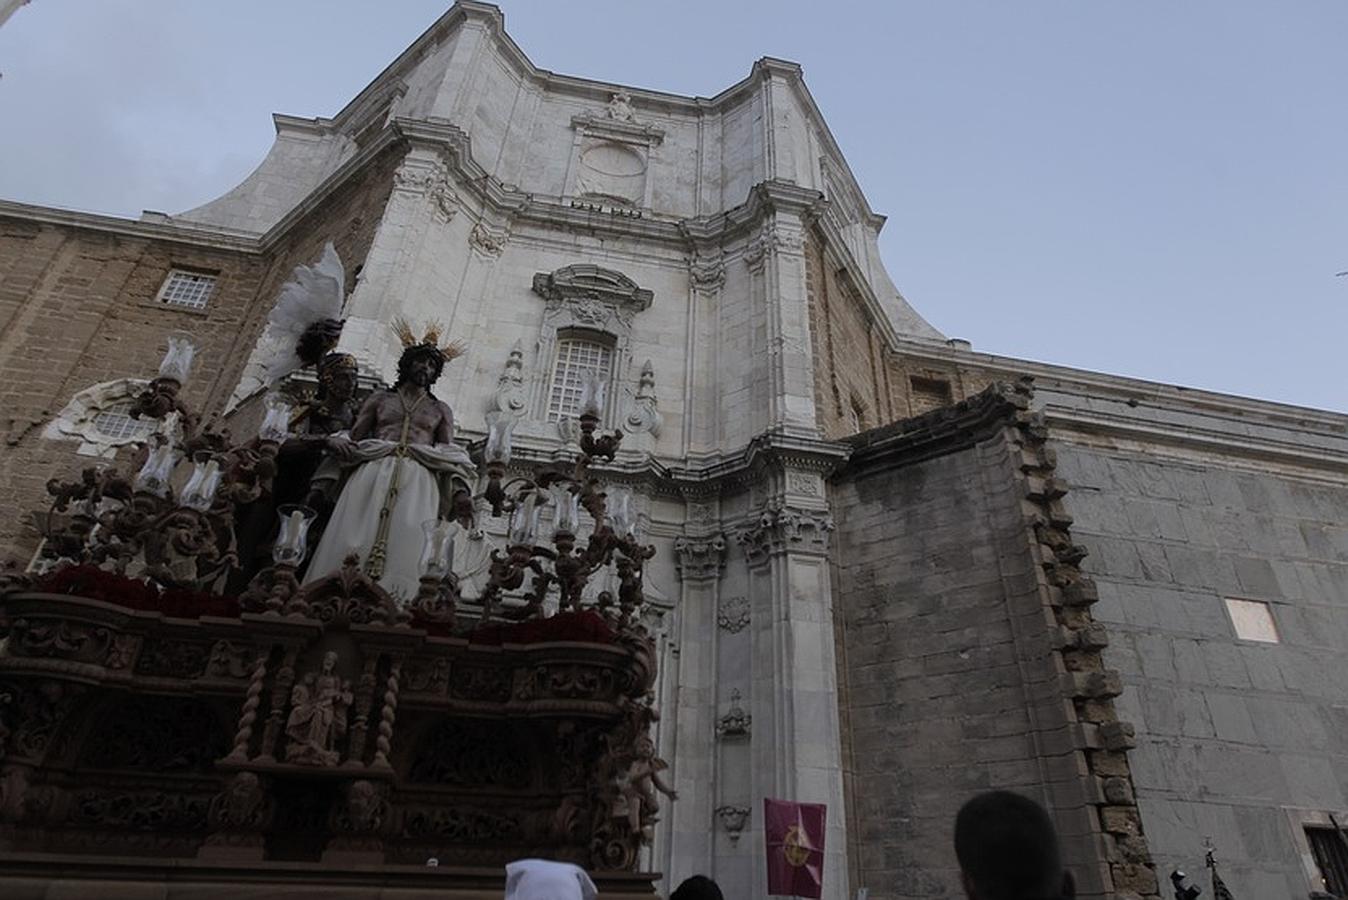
(395, 344), (445, 390)
(954, 791), (1075, 900)
(317, 352), (358, 402)
(671, 874), (724, 900)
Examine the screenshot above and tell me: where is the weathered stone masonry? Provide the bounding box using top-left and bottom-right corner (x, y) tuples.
(831, 380), (1159, 900)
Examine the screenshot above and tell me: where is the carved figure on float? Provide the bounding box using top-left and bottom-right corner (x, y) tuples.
(284, 650), (353, 765)
(302, 319), (476, 601)
(230, 243), (362, 581)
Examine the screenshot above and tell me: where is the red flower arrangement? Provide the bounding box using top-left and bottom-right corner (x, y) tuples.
(33, 565), (241, 619)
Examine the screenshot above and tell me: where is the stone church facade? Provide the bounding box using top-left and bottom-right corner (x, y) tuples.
(2, 3), (1346, 898)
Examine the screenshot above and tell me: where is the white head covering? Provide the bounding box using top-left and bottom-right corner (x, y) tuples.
(504, 858), (598, 900)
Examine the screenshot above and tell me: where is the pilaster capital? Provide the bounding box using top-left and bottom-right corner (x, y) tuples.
(673, 533), (727, 582)
(734, 502), (834, 566)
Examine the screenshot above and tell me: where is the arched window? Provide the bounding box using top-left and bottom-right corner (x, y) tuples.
(547, 334), (614, 422)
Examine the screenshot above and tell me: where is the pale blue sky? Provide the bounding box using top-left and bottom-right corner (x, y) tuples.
(2, 2), (1345, 411)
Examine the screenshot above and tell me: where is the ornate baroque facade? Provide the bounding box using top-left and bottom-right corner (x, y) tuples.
(2, 4), (1348, 899)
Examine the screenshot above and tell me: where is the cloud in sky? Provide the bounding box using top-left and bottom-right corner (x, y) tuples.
(2, 0), (1346, 411)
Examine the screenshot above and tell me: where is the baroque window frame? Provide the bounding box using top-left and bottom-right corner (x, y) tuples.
(530, 264), (653, 426)
(42, 378), (153, 457)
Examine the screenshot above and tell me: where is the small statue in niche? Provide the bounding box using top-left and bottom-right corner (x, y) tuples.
(284, 650), (353, 766)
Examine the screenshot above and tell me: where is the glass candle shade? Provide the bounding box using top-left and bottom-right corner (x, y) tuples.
(508, 495), (541, 546)
(551, 484), (581, 536)
(158, 333), (196, 384)
(273, 504), (316, 566)
(258, 397), (292, 443)
(134, 444), (179, 497)
(607, 488), (634, 538)
(180, 456), (222, 512)
(578, 370), (608, 418)
(419, 519), (457, 580)
(485, 413), (516, 465)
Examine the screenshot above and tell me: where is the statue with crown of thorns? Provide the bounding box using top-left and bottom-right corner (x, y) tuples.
(301, 319), (477, 601)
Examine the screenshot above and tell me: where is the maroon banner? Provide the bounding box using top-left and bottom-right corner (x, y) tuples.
(764, 798), (826, 898)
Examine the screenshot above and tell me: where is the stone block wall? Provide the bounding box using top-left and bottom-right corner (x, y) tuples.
(804, 232), (898, 438)
(1057, 440), (1348, 898)
(832, 384), (1157, 900)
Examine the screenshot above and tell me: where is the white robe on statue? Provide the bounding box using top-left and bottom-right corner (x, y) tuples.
(303, 438), (476, 603)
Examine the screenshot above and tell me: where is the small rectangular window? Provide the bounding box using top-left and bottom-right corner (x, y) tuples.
(1224, 597), (1280, 643)
(1307, 827), (1348, 896)
(156, 270), (217, 310)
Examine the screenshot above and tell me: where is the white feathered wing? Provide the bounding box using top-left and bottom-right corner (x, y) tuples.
(227, 243), (346, 407)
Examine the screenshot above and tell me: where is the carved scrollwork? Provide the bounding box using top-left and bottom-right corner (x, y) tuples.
(68, 788), (209, 832)
(449, 665), (511, 703)
(716, 596), (750, 634)
(407, 719), (532, 787)
(402, 656), (450, 695)
(285, 554), (409, 627)
(402, 805), (523, 842)
(136, 638), (209, 678)
(8, 618), (113, 666)
(82, 697), (227, 772)
(0, 680), (79, 763)
(532, 265), (653, 318)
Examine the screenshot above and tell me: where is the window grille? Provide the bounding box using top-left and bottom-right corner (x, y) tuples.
(547, 337), (613, 422)
(1307, 827), (1348, 896)
(156, 270), (217, 309)
(91, 403), (150, 442)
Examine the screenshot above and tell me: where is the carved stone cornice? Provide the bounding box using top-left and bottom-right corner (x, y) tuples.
(734, 502), (835, 566)
(673, 533), (726, 582)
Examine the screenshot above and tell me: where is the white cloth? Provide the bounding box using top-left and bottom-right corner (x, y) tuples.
(504, 859), (598, 900)
(303, 439), (476, 602)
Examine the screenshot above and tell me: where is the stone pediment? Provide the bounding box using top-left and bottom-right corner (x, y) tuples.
(532, 264), (653, 314)
(570, 111), (665, 147)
